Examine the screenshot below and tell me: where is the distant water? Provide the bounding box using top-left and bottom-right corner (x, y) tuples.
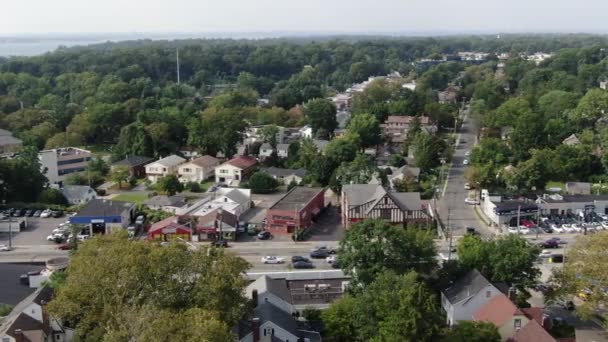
(0, 40), (105, 57)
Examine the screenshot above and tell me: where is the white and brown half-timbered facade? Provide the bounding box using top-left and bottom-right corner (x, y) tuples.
(341, 184), (430, 229)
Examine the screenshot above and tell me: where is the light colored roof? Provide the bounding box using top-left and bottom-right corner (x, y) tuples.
(226, 156), (258, 169)
(61, 185), (95, 202)
(0, 134), (22, 146)
(562, 134), (581, 146)
(395, 165), (421, 178)
(512, 320), (556, 342)
(150, 155), (186, 167)
(389, 192), (423, 211)
(260, 167), (307, 178)
(144, 195), (187, 208)
(385, 115), (431, 125)
(313, 140), (329, 151)
(260, 143), (273, 150)
(276, 144), (289, 151)
(247, 275), (293, 304)
(223, 189), (250, 205)
(342, 184), (386, 207)
(473, 294), (519, 326)
(188, 155), (220, 168)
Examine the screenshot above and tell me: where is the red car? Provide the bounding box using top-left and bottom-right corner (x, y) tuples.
(57, 244), (73, 250)
(521, 220), (536, 228)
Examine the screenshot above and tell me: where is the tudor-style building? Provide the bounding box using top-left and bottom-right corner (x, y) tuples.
(340, 184), (430, 228)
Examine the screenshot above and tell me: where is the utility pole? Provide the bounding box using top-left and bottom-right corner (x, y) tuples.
(447, 209), (453, 261)
(517, 205), (521, 234)
(176, 48), (181, 85)
(535, 205), (540, 239)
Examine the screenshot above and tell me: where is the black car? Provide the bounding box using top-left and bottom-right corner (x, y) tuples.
(310, 250), (329, 258)
(466, 227), (479, 235)
(257, 231), (271, 240)
(211, 240), (229, 248)
(51, 210), (64, 218)
(33, 210), (42, 217)
(539, 240), (559, 248)
(293, 261), (315, 269)
(12, 208), (25, 217)
(292, 256), (310, 263)
(24, 209), (34, 217)
(331, 260), (341, 269)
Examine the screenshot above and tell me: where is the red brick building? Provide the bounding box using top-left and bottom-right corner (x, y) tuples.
(265, 187), (325, 235)
(147, 216), (192, 241)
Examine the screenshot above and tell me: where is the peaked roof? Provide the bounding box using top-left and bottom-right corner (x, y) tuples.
(112, 155), (154, 167)
(512, 320), (556, 342)
(226, 156), (258, 169)
(388, 192), (423, 211)
(385, 115), (431, 125)
(260, 167), (307, 178)
(342, 184), (386, 207)
(150, 155), (186, 167)
(0, 286), (54, 339)
(443, 269), (493, 304)
(188, 155), (220, 168)
(223, 189), (250, 205)
(247, 275), (293, 305)
(473, 294), (519, 326)
(276, 143), (289, 151)
(395, 165), (421, 178)
(197, 209), (238, 228)
(562, 134), (581, 146)
(61, 185), (95, 202)
(144, 195), (187, 208)
(1, 312), (49, 340)
(254, 302), (299, 337)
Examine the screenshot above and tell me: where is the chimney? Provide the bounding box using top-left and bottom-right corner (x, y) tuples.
(41, 300), (49, 325)
(252, 318), (260, 342)
(14, 329), (24, 342)
(508, 287), (517, 302)
(542, 314), (552, 331)
(251, 290), (258, 307)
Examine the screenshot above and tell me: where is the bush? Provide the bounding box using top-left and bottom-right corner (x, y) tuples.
(0, 303), (13, 316)
(37, 188), (68, 205)
(247, 172), (279, 194)
(186, 182), (202, 193)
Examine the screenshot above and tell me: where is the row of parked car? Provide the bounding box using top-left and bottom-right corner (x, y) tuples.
(0, 208), (64, 219)
(261, 246), (341, 269)
(507, 212), (608, 235)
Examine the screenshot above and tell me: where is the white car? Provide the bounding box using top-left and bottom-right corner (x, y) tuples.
(51, 228), (68, 235)
(562, 224), (574, 233)
(261, 256), (284, 264)
(58, 221), (70, 228)
(518, 226), (530, 235)
(464, 198), (479, 205)
(463, 159), (470, 166)
(46, 233), (64, 241)
(601, 221), (608, 230)
(507, 227), (519, 234)
(40, 209), (52, 218)
(326, 255), (337, 264)
(0, 244), (11, 251)
(464, 183), (471, 190)
(539, 249), (553, 258)
(571, 224), (582, 233)
(551, 224), (564, 233)
(465, 151), (471, 157)
(77, 234), (90, 241)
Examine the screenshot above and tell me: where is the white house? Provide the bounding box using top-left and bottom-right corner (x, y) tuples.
(215, 156), (258, 186)
(60, 185), (97, 205)
(276, 144), (289, 158)
(177, 155), (220, 183)
(260, 167), (307, 185)
(144, 195), (188, 214)
(145, 155), (186, 183)
(178, 187), (252, 218)
(259, 143), (274, 158)
(441, 269), (504, 326)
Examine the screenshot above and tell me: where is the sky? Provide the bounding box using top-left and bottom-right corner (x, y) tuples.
(1, 0), (608, 36)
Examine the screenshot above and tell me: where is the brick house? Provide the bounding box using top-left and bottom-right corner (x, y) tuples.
(265, 187), (325, 235)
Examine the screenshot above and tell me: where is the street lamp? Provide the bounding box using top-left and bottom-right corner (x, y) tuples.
(0, 180), (11, 250)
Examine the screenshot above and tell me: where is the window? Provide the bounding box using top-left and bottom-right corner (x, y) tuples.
(514, 318), (522, 329)
(182, 168), (192, 173)
(162, 168), (167, 172)
(486, 290), (491, 298)
(220, 169), (228, 174)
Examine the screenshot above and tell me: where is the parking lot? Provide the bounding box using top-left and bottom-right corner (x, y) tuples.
(0, 217), (70, 247)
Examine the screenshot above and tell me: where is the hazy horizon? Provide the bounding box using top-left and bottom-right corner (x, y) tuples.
(1, 0), (607, 36)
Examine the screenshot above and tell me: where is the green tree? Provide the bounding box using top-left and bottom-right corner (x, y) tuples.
(37, 188), (68, 205)
(441, 321), (501, 342)
(110, 166), (130, 189)
(87, 157), (110, 176)
(346, 113), (381, 147)
(48, 232), (249, 339)
(339, 219), (436, 287)
(304, 98), (337, 138)
(259, 124), (280, 148)
(156, 174), (184, 195)
(247, 172), (279, 194)
(571, 88), (608, 129)
(457, 234), (540, 290)
(330, 154), (375, 193)
(413, 133), (445, 172)
(324, 136), (359, 167)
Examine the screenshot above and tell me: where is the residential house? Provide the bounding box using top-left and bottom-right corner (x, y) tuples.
(402, 81), (417, 91)
(259, 143), (274, 158)
(299, 126), (313, 139)
(336, 111), (351, 129)
(244, 125), (285, 146)
(565, 182), (592, 195)
(329, 93), (353, 112)
(266, 187), (325, 235)
(195, 209), (239, 241)
(145, 155), (186, 183)
(69, 199), (136, 235)
(260, 167), (308, 185)
(473, 293), (553, 341)
(0, 286), (74, 342)
(144, 195), (187, 213)
(562, 134), (581, 146)
(512, 321), (557, 342)
(177, 155), (220, 183)
(111, 155), (154, 178)
(179, 187), (252, 219)
(438, 85), (460, 104)
(340, 184), (430, 229)
(276, 144), (289, 158)
(312, 140), (329, 153)
(39, 147), (92, 184)
(381, 116), (436, 144)
(215, 156), (258, 186)
(390, 165), (421, 183)
(441, 269), (504, 326)
(500, 126), (514, 141)
(60, 185), (97, 205)
(146, 216), (192, 242)
(0, 128), (22, 153)
(600, 80), (608, 90)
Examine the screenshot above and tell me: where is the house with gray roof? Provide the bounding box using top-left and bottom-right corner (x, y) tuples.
(144, 195), (187, 214)
(145, 155), (186, 183)
(259, 143), (275, 158)
(441, 269), (504, 326)
(112, 155), (154, 178)
(0, 128), (22, 153)
(260, 167), (308, 185)
(390, 165), (421, 184)
(60, 185), (97, 205)
(276, 143), (289, 158)
(340, 184), (430, 229)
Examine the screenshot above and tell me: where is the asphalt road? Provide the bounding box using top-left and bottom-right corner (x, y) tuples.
(437, 107), (492, 237)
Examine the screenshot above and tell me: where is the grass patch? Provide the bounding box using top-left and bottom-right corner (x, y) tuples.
(546, 181), (565, 191)
(112, 192), (149, 204)
(199, 180), (214, 192)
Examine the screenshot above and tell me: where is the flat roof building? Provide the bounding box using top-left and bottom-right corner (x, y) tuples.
(39, 147), (92, 184)
(266, 187), (325, 235)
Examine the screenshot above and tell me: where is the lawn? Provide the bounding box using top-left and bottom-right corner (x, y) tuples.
(200, 180), (214, 192)
(112, 192), (149, 204)
(545, 181), (565, 191)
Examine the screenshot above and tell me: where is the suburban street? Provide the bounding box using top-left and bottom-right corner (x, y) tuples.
(437, 106), (493, 237)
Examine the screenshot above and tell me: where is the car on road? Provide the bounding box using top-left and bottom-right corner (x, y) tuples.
(464, 198), (479, 205)
(40, 209), (52, 218)
(210, 240), (229, 248)
(57, 244), (73, 250)
(539, 239), (559, 248)
(465, 151), (471, 157)
(261, 256), (284, 264)
(311, 246), (337, 254)
(292, 256), (310, 263)
(464, 182), (471, 190)
(0, 244), (12, 251)
(310, 249), (330, 258)
(326, 255), (337, 264)
(257, 231), (272, 240)
(293, 261), (315, 269)
(539, 249), (553, 258)
(463, 159), (470, 165)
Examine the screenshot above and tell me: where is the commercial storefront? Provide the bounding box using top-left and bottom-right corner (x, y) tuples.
(147, 216), (192, 241)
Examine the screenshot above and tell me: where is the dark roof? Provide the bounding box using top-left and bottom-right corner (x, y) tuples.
(248, 275), (293, 304)
(2, 312), (49, 339)
(226, 156), (258, 169)
(443, 269), (492, 304)
(74, 199), (135, 217)
(388, 192), (423, 211)
(188, 155), (220, 168)
(254, 302), (299, 337)
(269, 187), (325, 211)
(112, 155), (154, 167)
(342, 184), (386, 207)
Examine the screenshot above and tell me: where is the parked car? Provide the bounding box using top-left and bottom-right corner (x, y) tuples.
(40, 209), (52, 218)
(464, 183), (471, 190)
(571, 224), (582, 233)
(24, 209), (34, 217)
(539, 249), (553, 258)
(257, 231), (272, 240)
(465, 151), (471, 157)
(33, 210), (42, 217)
(310, 249), (329, 259)
(51, 210), (64, 218)
(292, 256), (310, 263)
(211, 240), (229, 248)
(464, 198), (479, 205)
(12, 208), (25, 217)
(261, 256), (284, 264)
(551, 224), (564, 233)
(57, 244), (73, 250)
(463, 159), (470, 165)
(0, 244), (11, 251)
(518, 226), (530, 234)
(293, 261), (315, 269)
(326, 255), (337, 264)
(311, 246), (337, 254)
